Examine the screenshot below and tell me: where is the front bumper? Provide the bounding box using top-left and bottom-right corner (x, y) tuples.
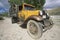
(42, 19), (54, 32)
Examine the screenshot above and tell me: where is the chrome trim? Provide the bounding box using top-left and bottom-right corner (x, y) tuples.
(43, 19), (54, 32)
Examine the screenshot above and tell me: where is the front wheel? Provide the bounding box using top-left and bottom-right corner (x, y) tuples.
(27, 20), (43, 39)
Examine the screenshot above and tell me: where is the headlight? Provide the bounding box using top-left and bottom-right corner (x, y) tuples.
(40, 11), (43, 15)
(43, 15), (46, 18)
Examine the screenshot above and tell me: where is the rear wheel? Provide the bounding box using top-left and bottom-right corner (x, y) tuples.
(12, 17), (15, 23)
(12, 17), (19, 23)
(27, 20), (43, 39)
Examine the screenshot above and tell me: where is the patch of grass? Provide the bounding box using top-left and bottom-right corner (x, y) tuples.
(2, 13), (8, 17)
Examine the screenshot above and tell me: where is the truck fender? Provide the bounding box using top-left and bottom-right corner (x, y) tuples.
(24, 15), (43, 24)
(25, 15), (43, 22)
(21, 15), (43, 28)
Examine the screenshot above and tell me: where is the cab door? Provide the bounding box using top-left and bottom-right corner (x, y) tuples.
(18, 5), (25, 22)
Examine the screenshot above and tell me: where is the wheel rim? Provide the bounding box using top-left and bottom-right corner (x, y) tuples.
(29, 22), (38, 35)
(27, 20), (43, 39)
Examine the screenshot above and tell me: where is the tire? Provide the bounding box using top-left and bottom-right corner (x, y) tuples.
(12, 16), (19, 23)
(12, 18), (15, 23)
(27, 20), (43, 39)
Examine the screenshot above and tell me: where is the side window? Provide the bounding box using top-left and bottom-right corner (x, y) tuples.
(19, 6), (22, 11)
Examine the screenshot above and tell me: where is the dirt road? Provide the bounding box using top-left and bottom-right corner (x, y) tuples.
(0, 16), (60, 40)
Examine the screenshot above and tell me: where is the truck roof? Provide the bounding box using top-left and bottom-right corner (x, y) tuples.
(23, 3), (35, 7)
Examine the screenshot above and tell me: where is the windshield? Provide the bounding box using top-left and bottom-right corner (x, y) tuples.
(24, 5), (35, 10)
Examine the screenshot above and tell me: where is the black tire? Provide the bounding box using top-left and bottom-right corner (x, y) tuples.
(12, 16), (19, 23)
(12, 17), (15, 23)
(27, 20), (43, 39)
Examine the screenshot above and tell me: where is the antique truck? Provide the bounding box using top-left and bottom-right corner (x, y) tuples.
(9, 3), (53, 39)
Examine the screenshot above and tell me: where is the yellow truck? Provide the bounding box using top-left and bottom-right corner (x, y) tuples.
(9, 3), (53, 39)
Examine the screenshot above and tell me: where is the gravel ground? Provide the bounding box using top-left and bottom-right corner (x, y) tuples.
(0, 16), (60, 40)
